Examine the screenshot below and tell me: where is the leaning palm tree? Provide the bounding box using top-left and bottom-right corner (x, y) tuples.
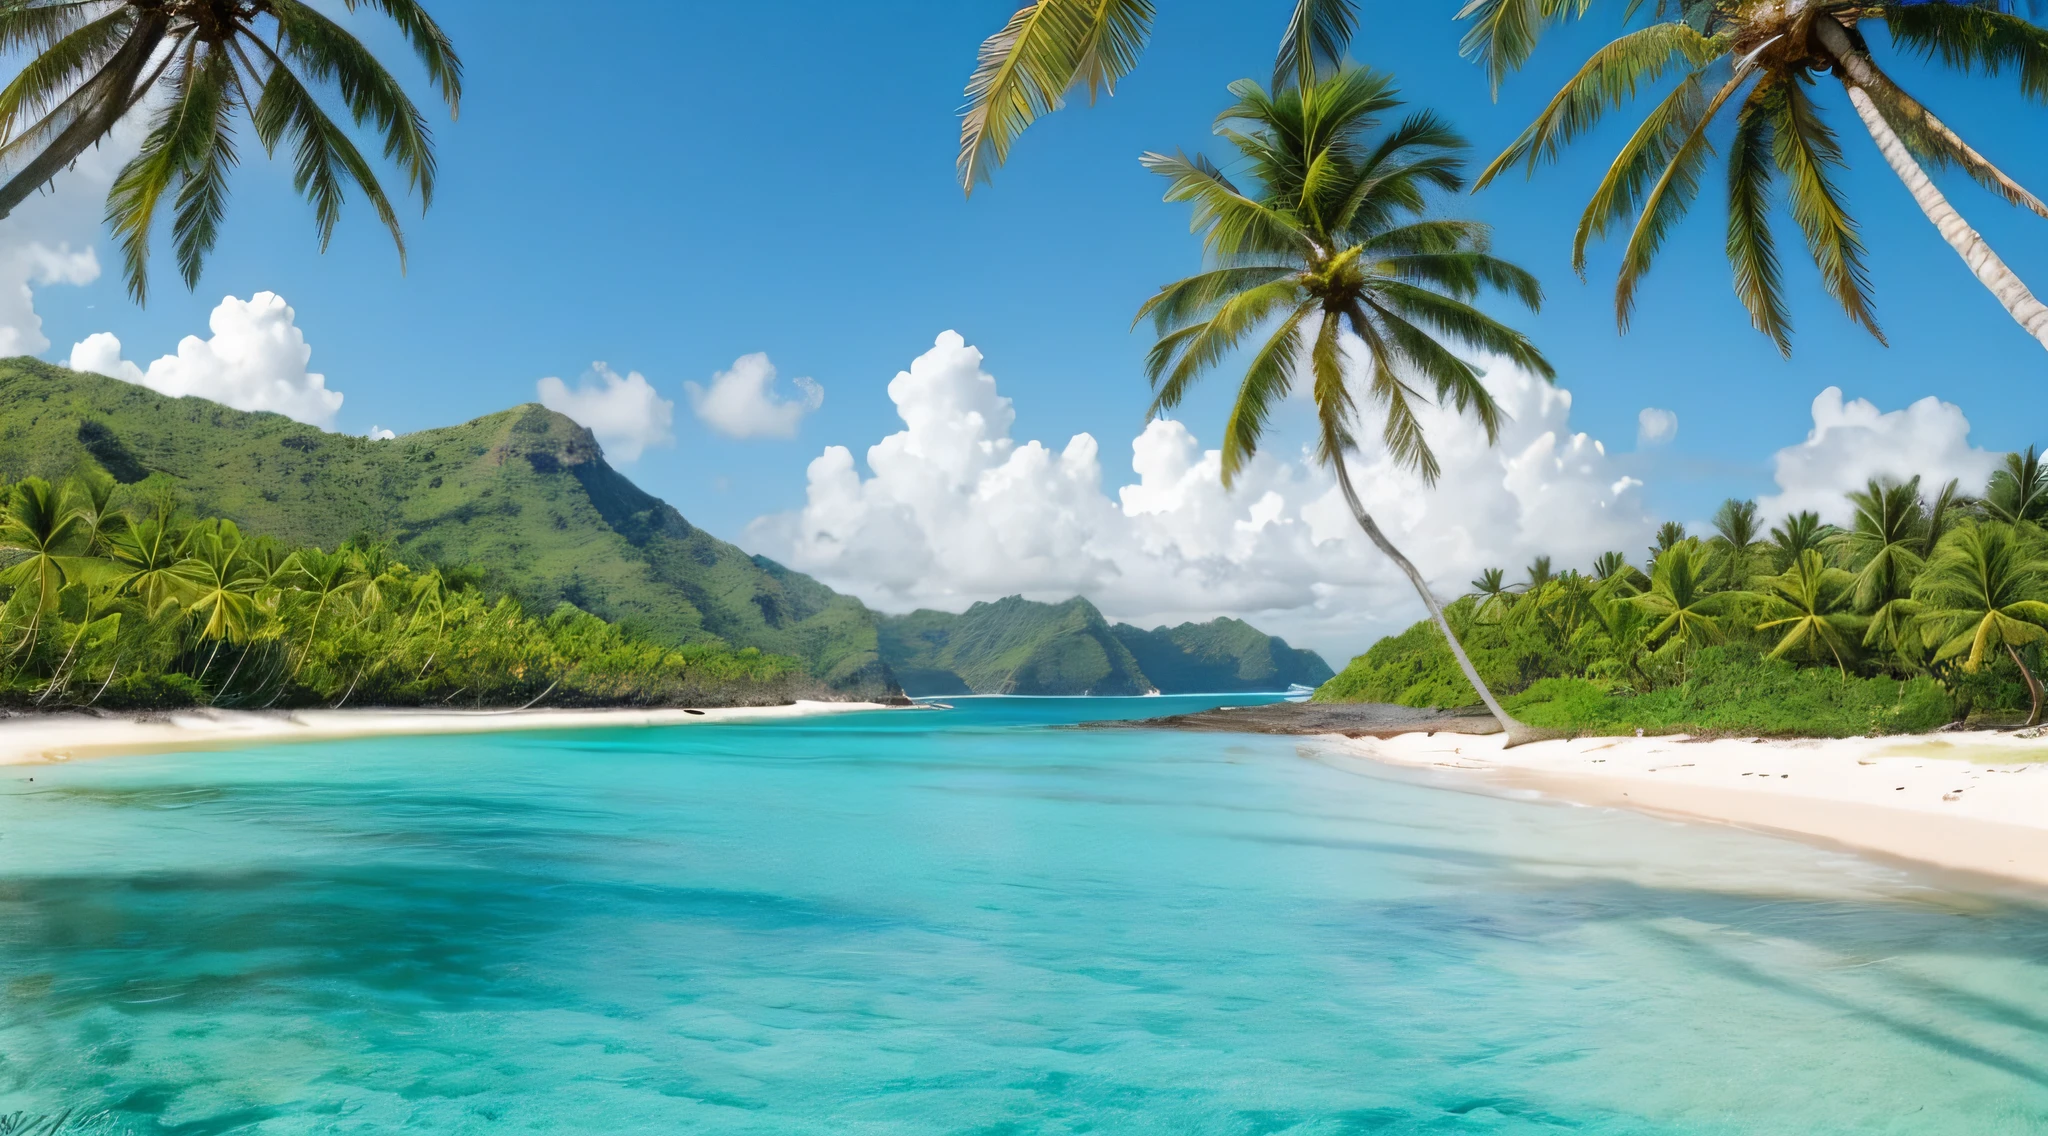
(1463, 1), (2048, 352)
(0, 0), (461, 301)
(1914, 520), (2048, 725)
(1139, 66), (1552, 742)
(959, 0), (1357, 191)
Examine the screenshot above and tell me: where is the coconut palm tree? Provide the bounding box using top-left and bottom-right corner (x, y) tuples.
(1834, 476), (1929, 613)
(1139, 65), (1553, 741)
(1462, 1), (2048, 352)
(958, 0), (1358, 191)
(1649, 520), (1689, 564)
(1768, 510), (1830, 570)
(0, 477), (95, 654)
(0, 0), (462, 301)
(1710, 497), (1766, 586)
(107, 512), (189, 617)
(1633, 539), (1736, 650)
(1985, 447), (2048, 527)
(1469, 566), (1515, 621)
(1914, 521), (2048, 725)
(1757, 548), (1863, 674)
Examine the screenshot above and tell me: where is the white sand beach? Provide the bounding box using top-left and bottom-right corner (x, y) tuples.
(0, 701), (894, 768)
(1326, 729), (2048, 888)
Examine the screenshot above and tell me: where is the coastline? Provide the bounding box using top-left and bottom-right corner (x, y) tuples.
(0, 701), (894, 768)
(1320, 729), (2048, 889)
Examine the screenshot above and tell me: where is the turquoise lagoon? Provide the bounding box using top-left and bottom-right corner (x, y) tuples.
(2, 695), (2047, 1133)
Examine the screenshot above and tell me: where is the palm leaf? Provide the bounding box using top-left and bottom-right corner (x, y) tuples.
(249, 53), (406, 265)
(1274, 0), (1360, 91)
(1726, 76), (1790, 354)
(171, 47), (240, 291)
(1771, 77), (1882, 342)
(1217, 302), (1313, 485)
(1477, 21), (1721, 189)
(1613, 65), (1748, 331)
(1141, 148), (1310, 261)
(1457, 0), (1593, 97)
(960, 0), (1154, 194)
(106, 40), (222, 304)
(1883, 1), (2048, 103)
(268, 0), (439, 203)
(340, 0), (464, 113)
(1572, 65), (1708, 276)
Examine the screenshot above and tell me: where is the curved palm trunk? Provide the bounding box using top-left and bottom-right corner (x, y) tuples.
(2005, 641), (2045, 728)
(1331, 458), (1542, 746)
(1815, 18), (2048, 351)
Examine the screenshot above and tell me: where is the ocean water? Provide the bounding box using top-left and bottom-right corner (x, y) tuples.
(2, 697), (2047, 1134)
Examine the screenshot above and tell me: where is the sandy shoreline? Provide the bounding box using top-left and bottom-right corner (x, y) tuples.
(0, 701), (894, 767)
(1323, 729), (2048, 889)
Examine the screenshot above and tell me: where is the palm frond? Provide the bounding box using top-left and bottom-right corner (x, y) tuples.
(106, 41), (222, 304)
(1144, 278), (1304, 410)
(1771, 77), (1882, 342)
(1882, 1), (2048, 103)
(1141, 148), (1310, 261)
(1457, 0), (1594, 97)
(1572, 66), (1708, 276)
(0, 3), (130, 144)
(1726, 76), (1790, 355)
(250, 54), (406, 265)
(1614, 66), (1748, 331)
(1218, 303), (1313, 485)
(268, 0), (438, 204)
(339, 0), (464, 113)
(171, 47), (240, 292)
(1374, 280), (1555, 379)
(1477, 21), (1722, 189)
(1313, 308), (1363, 470)
(1361, 299), (1507, 445)
(1274, 0), (1360, 91)
(959, 0), (1154, 194)
(1134, 264), (1297, 333)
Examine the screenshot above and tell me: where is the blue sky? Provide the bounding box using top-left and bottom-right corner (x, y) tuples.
(20, 0), (2048, 643)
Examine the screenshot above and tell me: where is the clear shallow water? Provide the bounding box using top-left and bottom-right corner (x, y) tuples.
(2, 697), (2047, 1134)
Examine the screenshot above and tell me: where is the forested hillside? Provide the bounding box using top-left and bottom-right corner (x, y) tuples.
(0, 359), (891, 694)
(877, 596), (1331, 697)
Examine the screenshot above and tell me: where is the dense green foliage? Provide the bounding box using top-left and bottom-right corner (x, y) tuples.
(0, 359), (891, 693)
(0, 467), (803, 710)
(877, 596), (1331, 696)
(1318, 460), (2048, 736)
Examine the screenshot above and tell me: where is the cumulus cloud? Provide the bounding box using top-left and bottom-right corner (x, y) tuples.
(0, 124), (137, 354)
(536, 363), (675, 462)
(686, 352), (823, 439)
(1637, 407), (1678, 447)
(1756, 387), (2001, 525)
(69, 292), (344, 428)
(367, 426), (397, 441)
(747, 331), (1657, 662)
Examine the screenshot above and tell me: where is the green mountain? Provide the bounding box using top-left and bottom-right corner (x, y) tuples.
(877, 596), (1331, 697)
(878, 596), (1152, 696)
(0, 358), (892, 693)
(1111, 618), (1334, 693)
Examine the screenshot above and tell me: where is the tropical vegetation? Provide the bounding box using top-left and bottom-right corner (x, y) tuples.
(1464, 0), (2048, 353)
(0, 0), (461, 300)
(1140, 63), (1552, 742)
(0, 464), (804, 711)
(1317, 454), (2048, 736)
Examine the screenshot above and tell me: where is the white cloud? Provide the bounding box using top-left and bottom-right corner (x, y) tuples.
(1637, 407), (1678, 447)
(686, 352), (823, 439)
(69, 292), (344, 428)
(367, 426), (397, 441)
(746, 330), (1658, 663)
(535, 362), (675, 463)
(0, 124), (138, 354)
(1756, 387), (2001, 525)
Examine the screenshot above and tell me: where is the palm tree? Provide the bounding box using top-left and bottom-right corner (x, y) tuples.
(1469, 566), (1515, 621)
(1768, 510), (1829, 571)
(0, 0), (462, 300)
(1632, 540), (1735, 650)
(1523, 555), (1555, 594)
(1985, 447), (2048, 527)
(1922, 477), (1968, 557)
(1649, 520), (1688, 564)
(1914, 521), (2048, 726)
(1834, 477), (1929, 613)
(1710, 497), (1766, 586)
(959, 0), (1358, 192)
(1463, 2), (2048, 352)
(1756, 548), (1863, 675)
(0, 478), (94, 654)
(107, 512), (189, 616)
(174, 520), (262, 644)
(1139, 65), (1553, 742)
(285, 546), (362, 678)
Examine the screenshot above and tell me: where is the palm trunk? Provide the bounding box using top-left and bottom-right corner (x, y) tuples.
(2005, 641), (2044, 728)
(1331, 458), (1541, 746)
(1816, 17), (2048, 351)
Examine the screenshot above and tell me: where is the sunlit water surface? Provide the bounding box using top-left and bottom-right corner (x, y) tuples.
(2, 696), (2047, 1134)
